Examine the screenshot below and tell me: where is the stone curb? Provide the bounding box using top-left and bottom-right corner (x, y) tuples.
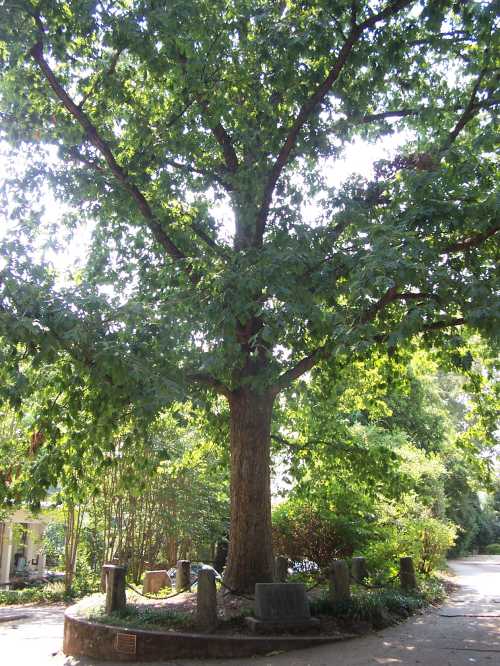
(0, 613), (29, 623)
(64, 605), (353, 662)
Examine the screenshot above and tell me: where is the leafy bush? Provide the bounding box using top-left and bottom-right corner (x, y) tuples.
(484, 543), (500, 555)
(363, 500), (457, 577)
(0, 582), (70, 605)
(272, 499), (364, 567)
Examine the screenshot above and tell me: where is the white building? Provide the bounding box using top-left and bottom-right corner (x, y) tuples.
(0, 510), (48, 585)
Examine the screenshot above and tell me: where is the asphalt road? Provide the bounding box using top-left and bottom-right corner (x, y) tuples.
(1, 556), (499, 666)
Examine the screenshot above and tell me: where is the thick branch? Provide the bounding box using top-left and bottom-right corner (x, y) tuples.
(208, 115), (239, 173)
(359, 98), (498, 124)
(421, 317), (465, 333)
(66, 146), (107, 174)
(255, 0), (414, 245)
(67, 146), (229, 259)
(271, 346), (326, 395)
(445, 224), (500, 253)
(29, 41), (194, 275)
(186, 372), (232, 399)
(360, 286), (444, 326)
(441, 67), (488, 152)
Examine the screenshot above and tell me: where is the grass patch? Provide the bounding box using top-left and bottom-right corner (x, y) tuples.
(0, 582), (70, 605)
(86, 605), (192, 631)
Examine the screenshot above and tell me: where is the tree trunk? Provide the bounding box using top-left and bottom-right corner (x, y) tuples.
(223, 388), (275, 592)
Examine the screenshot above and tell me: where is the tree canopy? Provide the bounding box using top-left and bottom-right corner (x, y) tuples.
(0, 0), (498, 590)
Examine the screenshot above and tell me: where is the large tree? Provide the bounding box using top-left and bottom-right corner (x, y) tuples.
(0, 1), (498, 590)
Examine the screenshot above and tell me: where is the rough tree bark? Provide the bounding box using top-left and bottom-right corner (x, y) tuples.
(223, 388), (275, 592)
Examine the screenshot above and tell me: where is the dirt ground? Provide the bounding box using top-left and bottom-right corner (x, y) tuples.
(1, 556), (499, 666)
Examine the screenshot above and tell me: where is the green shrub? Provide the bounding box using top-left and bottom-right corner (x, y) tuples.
(484, 543), (500, 555)
(71, 562), (101, 596)
(364, 505), (457, 577)
(0, 582), (70, 605)
(272, 499), (364, 567)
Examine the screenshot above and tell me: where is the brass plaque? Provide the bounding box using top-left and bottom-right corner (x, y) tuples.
(115, 632), (137, 655)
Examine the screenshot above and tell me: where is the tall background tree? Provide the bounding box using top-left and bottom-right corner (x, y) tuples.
(0, 0), (498, 590)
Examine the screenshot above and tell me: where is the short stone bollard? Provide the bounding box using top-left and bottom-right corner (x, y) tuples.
(329, 559), (350, 603)
(143, 569), (171, 594)
(399, 556), (417, 591)
(102, 564), (127, 614)
(176, 559), (191, 591)
(274, 555), (289, 583)
(197, 568), (218, 630)
(351, 556), (368, 583)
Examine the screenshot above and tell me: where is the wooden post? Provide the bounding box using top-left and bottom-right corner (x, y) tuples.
(329, 559), (350, 603)
(399, 556), (417, 591)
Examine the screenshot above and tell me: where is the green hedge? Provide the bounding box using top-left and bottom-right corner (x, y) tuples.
(484, 543), (500, 555)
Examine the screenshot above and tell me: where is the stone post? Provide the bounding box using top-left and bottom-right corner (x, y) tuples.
(143, 570), (171, 594)
(351, 556), (368, 583)
(274, 555), (288, 583)
(176, 559), (191, 591)
(103, 564), (127, 614)
(399, 556), (417, 592)
(197, 568), (217, 630)
(329, 559), (350, 603)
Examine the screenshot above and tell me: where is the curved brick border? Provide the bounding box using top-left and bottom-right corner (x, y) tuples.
(64, 605), (350, 661)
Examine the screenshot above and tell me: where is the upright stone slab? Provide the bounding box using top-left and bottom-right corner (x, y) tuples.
(143, 569), (171, 594)
(102, 564), (127, 614)
(351, 556), (368, 583)
(246, 583), (320, 634)
(399, 556), (417, 591)
(197, 568), (217, 630)
(329, 559), (350, 603)
(274, 556), (289, 583)
(176, 559), (191, 591)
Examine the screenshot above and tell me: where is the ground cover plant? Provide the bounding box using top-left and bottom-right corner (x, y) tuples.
(310, 577), (447, 630)
(85, 605), (191, 631)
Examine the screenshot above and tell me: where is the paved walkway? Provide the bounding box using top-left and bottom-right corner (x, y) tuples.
(1, 557), (499, 665)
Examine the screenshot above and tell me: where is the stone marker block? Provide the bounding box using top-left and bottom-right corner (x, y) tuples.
(351, 556), (368, 583)
(399, 556), (417, 591)
(103, 564), (127, 614)
(274, 555), (289, 583)
(246, 583), (320, 634)
(329, 559), (350, 603)
(176, 559), (191, 591)
(143, 569), (171, 594)
(197, 568), (217, 630)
